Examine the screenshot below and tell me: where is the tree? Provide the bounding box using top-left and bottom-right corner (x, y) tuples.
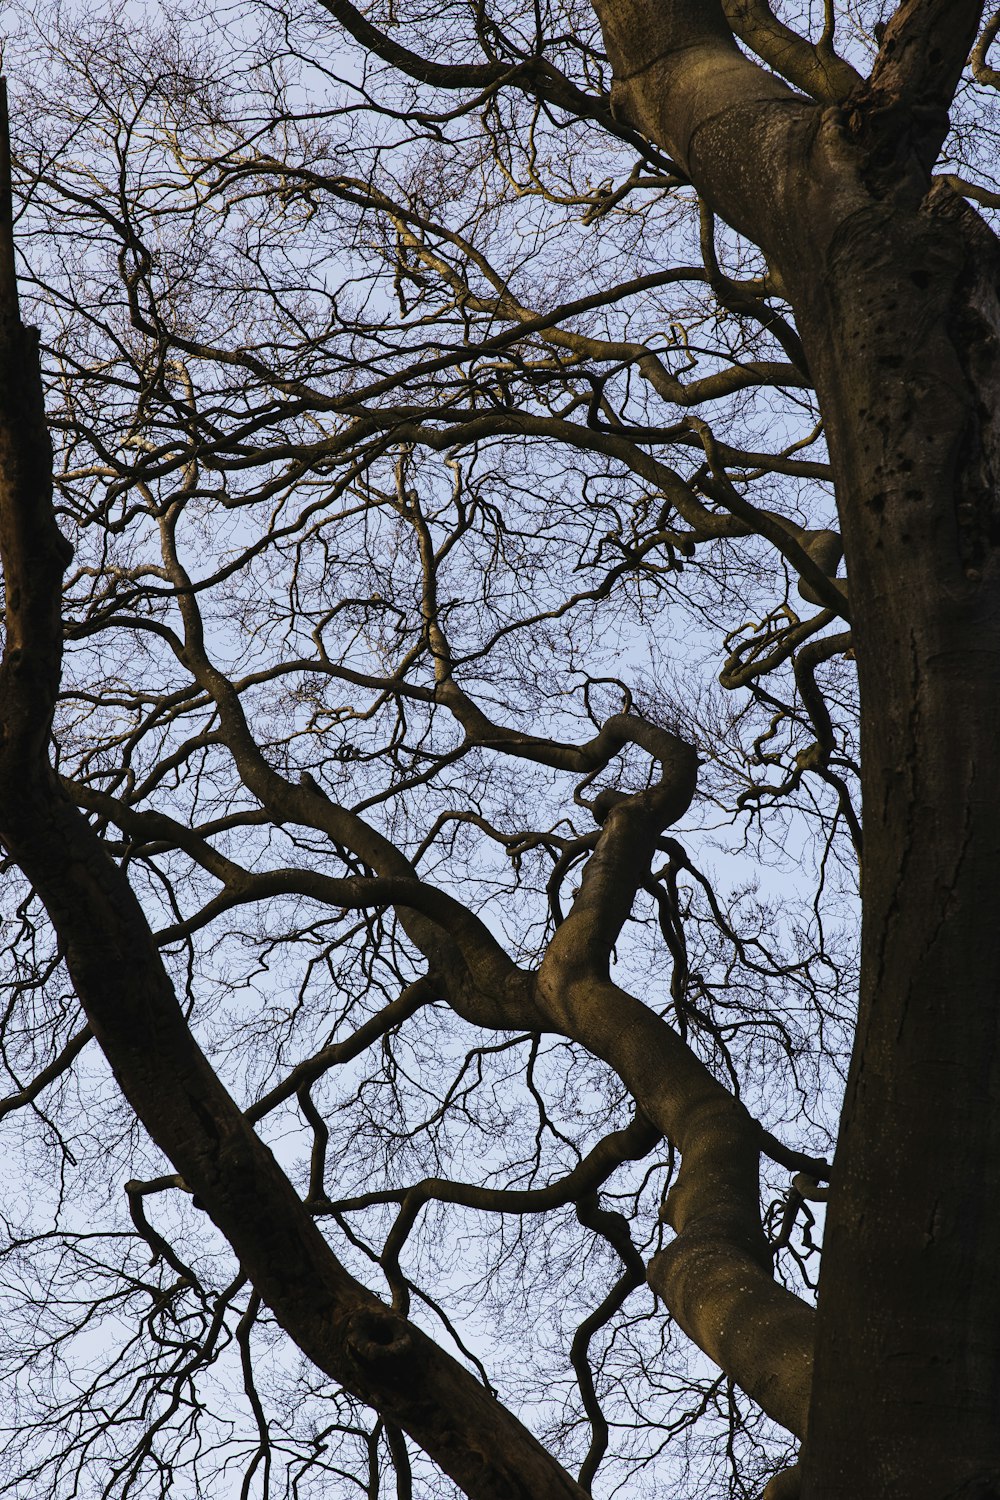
(0, 0), (996, 1494)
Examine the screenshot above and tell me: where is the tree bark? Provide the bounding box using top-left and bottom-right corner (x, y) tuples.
(791, 168), (1000, 1500)
(590, 1), (1000, 1491)
(4, 0), (1000, 1489)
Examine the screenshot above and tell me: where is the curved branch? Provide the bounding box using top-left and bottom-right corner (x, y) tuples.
(572, 1192), (647, 1491)
(0, 117), (587, 1499)
(762, 1461), (801, 1499)
(370, 1113), (659, 1314)
(533, 743), (815, 1436)
(972, 8), (1000, 90)
(722, 0), (861, 102)
(317, 0), (682, 170)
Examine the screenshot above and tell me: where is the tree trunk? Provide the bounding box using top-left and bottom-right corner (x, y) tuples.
(793, 180), (1000, 1496)
(589, 2), (1000, 1488)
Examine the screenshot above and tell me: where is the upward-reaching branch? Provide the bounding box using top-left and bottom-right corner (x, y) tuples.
(871, 1), (985, 112)
(722, 0), (862, 101)
(0, 75), (592, 1500)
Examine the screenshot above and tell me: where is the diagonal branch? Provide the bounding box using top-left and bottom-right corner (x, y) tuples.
(0, 1022), (92, 1120)
(871, 0), (985, 112)
(0, 77), (587, 1500)
(722, 0), (862, 101)
(534, 739), (815, 1437)
(317, 0), (682, 170)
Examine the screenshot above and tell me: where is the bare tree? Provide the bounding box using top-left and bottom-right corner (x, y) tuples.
(0, 0), (995, 1495)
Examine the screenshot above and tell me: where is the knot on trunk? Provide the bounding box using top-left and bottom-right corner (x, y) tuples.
(345, 1306), (414, 1369)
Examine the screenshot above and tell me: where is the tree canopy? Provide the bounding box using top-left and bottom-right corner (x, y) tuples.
(0, 1), (996, 1497)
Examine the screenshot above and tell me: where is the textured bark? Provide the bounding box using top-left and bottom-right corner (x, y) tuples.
(588, 0), (1000, 1492)
(3, 2), (1000, 1492)
(792, 172), (1000, 1500)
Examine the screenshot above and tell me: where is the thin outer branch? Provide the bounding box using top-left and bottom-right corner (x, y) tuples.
(0, 1023), (91, 1120)
(0, 84), (586, 1500)
(376, 1114), (659, 1314)
(573, 1193), (647, 1490)
(246, 981), (434, 1124)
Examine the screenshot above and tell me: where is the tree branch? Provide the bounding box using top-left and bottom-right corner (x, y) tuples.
(722, 0), (861, 102)
(317, 0), (683, 170)
(0, 78), (588, 1500)
(871, 1), (985, 112)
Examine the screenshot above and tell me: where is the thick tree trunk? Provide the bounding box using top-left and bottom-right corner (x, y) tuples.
(793, 184), (1000, 1497)
(590, 2), (1000, 1489)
